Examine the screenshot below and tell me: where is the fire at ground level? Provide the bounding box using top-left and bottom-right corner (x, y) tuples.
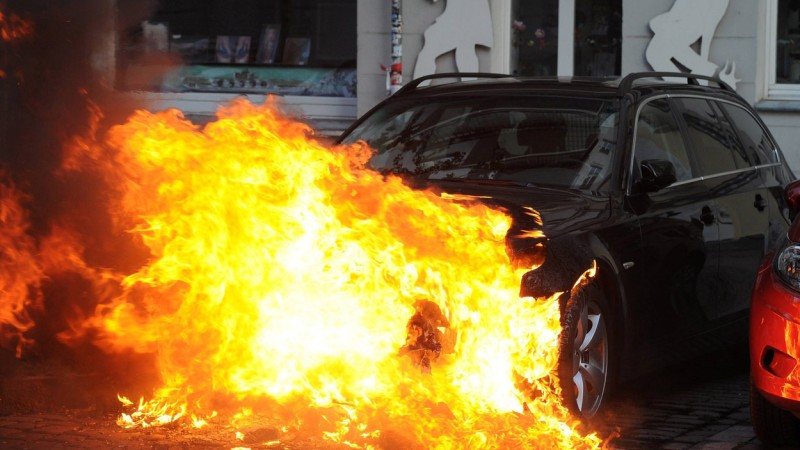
(0, 346), (757, 449)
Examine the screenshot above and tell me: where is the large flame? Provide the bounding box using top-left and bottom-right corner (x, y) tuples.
(0, 173), (42, 357)
(4, 96), (604, 448)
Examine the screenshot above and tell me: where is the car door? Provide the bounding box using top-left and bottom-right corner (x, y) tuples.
(627, 96), (719, 342)
(672, 96), (769, 319)
(717, 100), (793, 302)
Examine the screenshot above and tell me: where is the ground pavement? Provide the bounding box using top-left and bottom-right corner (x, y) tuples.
(0, 350), (782, 450)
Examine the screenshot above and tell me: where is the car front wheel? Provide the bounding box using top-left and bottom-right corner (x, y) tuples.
(558, 282), (612, 418)
(750, 377), (800, 447)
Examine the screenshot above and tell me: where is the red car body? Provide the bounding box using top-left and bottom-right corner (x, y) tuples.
(750, 183), (800, 446)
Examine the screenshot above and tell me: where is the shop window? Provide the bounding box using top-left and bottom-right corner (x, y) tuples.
(513, 0), (559, 76)
(116, 0), (357, 97)
(767, 0), (800, 98)
(573, 0), (621, 76)
(512, 0), (620, 77)
(775, 0), (800, 84)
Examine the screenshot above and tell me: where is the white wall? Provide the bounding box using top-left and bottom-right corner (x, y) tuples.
(356, 0), (392, 116)
(356, 0), (500, 117)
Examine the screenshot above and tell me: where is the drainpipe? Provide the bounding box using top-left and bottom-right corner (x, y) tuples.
(390, 0), (402, 94)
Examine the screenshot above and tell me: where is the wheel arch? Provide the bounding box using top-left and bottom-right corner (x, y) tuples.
(586, 232), (629, 390)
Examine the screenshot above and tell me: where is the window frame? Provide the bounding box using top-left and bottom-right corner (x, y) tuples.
(717, 101), (783, 167)
(628, 94), (785, 194)
(766, 0), (800, 98)
(511, 0), (621, 77)
(631, 96), (695, 184)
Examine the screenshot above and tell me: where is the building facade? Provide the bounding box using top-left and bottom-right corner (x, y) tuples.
(127, 1), (800, 172)
(116, 0), (359, 135)
(357, 0), (800, 172)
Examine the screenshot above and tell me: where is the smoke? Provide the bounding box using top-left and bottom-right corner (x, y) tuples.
(0, 0), (158, 367)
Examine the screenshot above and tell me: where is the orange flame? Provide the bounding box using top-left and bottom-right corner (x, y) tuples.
(0, 8), (33, 81)
(0, 172), (124, 357)
(0, 10), (32, 42)
(39, 97), (604, 448)
(0, 173), (42, 357)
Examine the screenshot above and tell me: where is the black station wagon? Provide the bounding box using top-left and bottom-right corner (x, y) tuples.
(337, 72), (798, 418)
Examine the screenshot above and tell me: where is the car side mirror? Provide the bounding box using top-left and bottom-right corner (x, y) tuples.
(639, 159), (677, 193)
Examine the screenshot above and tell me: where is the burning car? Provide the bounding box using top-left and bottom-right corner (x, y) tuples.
(338, 71), (797, 418)
(750, 180), (800, 447)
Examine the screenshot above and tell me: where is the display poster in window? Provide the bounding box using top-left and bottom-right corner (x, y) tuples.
(142, 21), (169, 54)
(216, 36), (252, 64)
(170, 35), (211, 64)
(256, 24), (281, 64)
(282, 38), (311, 65)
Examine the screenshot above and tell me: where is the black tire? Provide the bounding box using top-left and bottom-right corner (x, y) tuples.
(750, 377), (800, 447)
(558, 282), (613, 419)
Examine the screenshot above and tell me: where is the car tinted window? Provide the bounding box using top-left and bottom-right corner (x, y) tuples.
(676, 97), (739, 177)
(720, 103), (779, 166)
(634, 98), (693, 182)
(709, 100), (751, 169)
(340, 96), (619, 191)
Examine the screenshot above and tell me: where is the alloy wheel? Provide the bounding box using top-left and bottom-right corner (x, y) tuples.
(569, 297), (609, 417)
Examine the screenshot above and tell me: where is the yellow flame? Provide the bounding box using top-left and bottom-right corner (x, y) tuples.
(51, 98), (603, 448)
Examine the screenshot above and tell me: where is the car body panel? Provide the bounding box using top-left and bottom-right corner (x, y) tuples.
(750, 257), (800, 412)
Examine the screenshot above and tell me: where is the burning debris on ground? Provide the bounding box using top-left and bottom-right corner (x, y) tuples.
(0, 2), (609, 449)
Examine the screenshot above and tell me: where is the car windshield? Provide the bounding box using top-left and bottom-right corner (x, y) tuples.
(341, 95), (619, 191)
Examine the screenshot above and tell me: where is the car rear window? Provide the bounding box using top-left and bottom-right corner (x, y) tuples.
(340, 95), (619, 191)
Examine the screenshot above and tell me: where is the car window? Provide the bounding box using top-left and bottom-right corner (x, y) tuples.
(634, 98), (694, 183)
(340, 96), (619, 191)
(719, 103), (780, 166)
(709, 100), (751, 170)
(675, 97), (740, 177)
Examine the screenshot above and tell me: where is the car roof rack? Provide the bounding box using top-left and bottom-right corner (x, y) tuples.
(394, 72), (511, 96)
(617, 71), (733, 94)
(394, 71), (734, 97)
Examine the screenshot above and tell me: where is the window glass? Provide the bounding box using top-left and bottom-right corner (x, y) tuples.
(512, 0), (621, 76)
(720, 103), (779, 165)
(776, 0), (800, 84)
(634, 98), (693, 182)
(573, 0), (622, 76)
(513, 0), (559, 76)
(676, 98), (737, 177)
(340, 95), (619, 191)
(709, 101), (751, 169)
(116, 0), (357, 97)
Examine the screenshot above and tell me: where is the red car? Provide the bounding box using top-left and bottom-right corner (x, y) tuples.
(751, 181), (800, 447)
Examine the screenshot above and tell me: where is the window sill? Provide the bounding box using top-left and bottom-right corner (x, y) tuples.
(755, 99), (800, 112)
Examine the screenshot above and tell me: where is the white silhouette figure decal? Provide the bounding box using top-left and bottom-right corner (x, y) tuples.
(646, 0), (739, 89)
(413, 0), (493, 79)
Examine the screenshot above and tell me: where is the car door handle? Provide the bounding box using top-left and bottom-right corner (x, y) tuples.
(754, 194), (767, 212)
(700, 205), (715, 225)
